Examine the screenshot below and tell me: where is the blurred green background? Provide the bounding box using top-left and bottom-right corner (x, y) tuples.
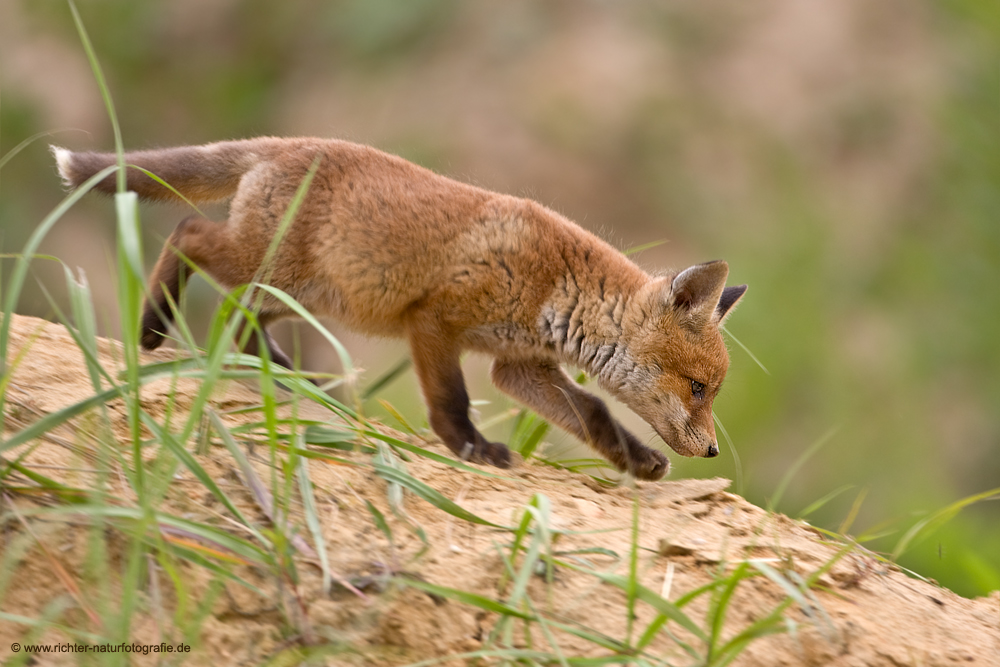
(1, 1), (997, 597)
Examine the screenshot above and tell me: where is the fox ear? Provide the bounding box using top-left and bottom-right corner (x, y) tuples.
(667, 260), (729, 326)
(715, 284), (747, 323)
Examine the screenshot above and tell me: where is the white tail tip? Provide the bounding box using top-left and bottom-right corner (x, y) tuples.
(50, 145), (74, 188)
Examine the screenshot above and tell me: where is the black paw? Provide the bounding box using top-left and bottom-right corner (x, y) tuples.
(140, 317), (167, 350)
(479, 440), (512, 468)
(460, 438), (512, 469)
(628, 447), (670, 481)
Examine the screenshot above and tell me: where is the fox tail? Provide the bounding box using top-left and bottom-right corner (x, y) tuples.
(51, 138), (286, 204)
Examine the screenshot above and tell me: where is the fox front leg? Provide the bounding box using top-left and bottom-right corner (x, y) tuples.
(406, 318), (512, 468)
(491, 357), (669, 480)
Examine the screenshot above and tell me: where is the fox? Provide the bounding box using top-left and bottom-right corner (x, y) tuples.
(52, 137), (746, 480)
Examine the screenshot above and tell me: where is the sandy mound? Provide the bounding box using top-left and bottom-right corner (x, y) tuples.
(2, 313), (998, 666)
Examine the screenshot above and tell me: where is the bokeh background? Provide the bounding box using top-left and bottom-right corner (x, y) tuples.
(2, 0), (997, 597)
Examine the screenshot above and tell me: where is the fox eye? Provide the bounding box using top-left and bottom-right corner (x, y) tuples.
(691, 380), (705, 399)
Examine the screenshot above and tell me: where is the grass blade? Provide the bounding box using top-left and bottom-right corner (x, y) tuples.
(115, 192), (144, 279)
(362, 428), (511, 479)
(1, 385), (123, 454)
(595, 573), (706, 642)
(720, 324), (770, 376)
(768, 427), (838, 514)
(364, 499), (395, 547)
(747, 560), (813, 618)
(361, 356), (412, 401)
(892, 487), (1000, 560)
(209, 409), (276, 522)
(0, 129), (79, 171)
(296, 446), (332, 593)
(22, 504), (272, 567)
(127, 165), (207, 217)
(507, 497), (552, 608)
(623, 239), (668, 256)
(372, 462), (506, 529)
(798, 484), (856, 520)
(376, 398), (421, 435)
(255, 284), (356, 396)
(509, 409), (550, 459)
(142, 411), (264, 545)
(395, 577), (535, 620)
(626, 495), (642, 646)
(67, 0), (126, 192)
(713, 414), (743, 495)
(0, 164), (118, 426)
(837, 487), (869, 535)
(708, 562), (750, 658)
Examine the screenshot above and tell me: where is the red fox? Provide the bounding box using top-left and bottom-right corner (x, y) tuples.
(53, 137), (746, 480)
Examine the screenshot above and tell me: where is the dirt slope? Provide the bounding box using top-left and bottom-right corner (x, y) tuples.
(2, 313), (998, 666)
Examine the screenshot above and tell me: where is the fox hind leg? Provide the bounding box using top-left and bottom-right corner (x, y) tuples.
(140, 215), (319, 388)
(140, 216), (208, 349)
(141, 215), (249, 350)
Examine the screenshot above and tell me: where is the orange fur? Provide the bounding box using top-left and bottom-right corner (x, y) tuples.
(53, 137), (747, 479)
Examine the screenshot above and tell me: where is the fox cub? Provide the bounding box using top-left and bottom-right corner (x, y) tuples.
(53, 137), (746, 480)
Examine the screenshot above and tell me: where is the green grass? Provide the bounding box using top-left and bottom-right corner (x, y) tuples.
(3, 3), (998, 665)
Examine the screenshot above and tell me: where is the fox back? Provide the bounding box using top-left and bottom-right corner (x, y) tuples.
(54, 137), (746, 479)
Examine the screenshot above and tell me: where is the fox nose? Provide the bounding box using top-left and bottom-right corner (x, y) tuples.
(706, 443), (720, 458)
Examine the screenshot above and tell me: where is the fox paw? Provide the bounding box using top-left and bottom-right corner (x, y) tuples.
(140, 309), (168, 351)
(628, 447), (670, 481)
(461, 439), (512, 469)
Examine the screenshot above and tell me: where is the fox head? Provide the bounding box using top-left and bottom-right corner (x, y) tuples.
(607, 260), (746, 459)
